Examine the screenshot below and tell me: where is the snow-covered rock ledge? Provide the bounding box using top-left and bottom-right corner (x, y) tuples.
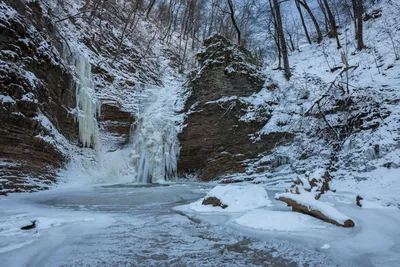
(275, 192), (355, 228)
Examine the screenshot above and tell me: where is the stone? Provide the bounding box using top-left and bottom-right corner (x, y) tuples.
(202, 197), (228, 209)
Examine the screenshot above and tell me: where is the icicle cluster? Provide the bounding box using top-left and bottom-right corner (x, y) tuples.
(64, 43), (100, 149)
(74, 56), (101, 149)
(130, 114), (180, 184)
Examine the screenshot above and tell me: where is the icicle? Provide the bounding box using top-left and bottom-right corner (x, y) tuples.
(63, 42), (101, 150)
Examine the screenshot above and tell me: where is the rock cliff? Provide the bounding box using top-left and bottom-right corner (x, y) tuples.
(0, 0), (77, 193)
(178, 35), (293, 181)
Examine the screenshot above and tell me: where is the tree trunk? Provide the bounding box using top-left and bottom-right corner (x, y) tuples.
(298, 0), (322, 43)
(295, 0), (311, 44)
(323, 0), (341, 49)
(273, 0), (291, 79)
(351, 0), (358, 39)
(227, 0), (241, 45)
(269, 0), (282, 69)
(317, 0), (330, 34)
(352, 0), (365, 50)
(146, 0), (156, 18)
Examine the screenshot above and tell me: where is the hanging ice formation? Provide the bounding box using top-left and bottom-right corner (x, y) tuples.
(64, 44), (101, 149)
(129, 87), (181, 184)
(74, 55), (101, 149)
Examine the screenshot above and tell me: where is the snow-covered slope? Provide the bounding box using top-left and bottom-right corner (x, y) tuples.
(232, 0), (400, 207)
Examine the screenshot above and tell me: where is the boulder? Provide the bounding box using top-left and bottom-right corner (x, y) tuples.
(202, 197), (228, 209)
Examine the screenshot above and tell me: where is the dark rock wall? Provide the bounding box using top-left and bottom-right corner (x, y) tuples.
(0, 0), (77, 193)
(99, 99), (135, 149)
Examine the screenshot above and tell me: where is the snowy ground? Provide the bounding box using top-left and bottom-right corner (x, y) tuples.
(238, 0), (400, 210)
(1, 182), (399, 266)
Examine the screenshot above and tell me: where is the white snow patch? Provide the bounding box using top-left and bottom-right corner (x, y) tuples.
(320, 244), (331, 250)
(189, 185), (272, 212)
(0, 95), (16, 104)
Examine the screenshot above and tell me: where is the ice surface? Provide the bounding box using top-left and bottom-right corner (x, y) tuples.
(0, 184), (340, 266)
(235, 209), (326, 232)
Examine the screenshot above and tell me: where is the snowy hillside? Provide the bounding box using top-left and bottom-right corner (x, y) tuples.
(235, 0), (400, 208)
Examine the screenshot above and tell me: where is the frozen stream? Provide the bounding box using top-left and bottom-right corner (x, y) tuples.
(0, 183), (348, 266)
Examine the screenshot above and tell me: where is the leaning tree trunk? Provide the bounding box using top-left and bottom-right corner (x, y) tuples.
(146, 0), (156, 18)
(317, 0), (330, 35)
(298, 0), (322, 43)
(227, 0), (241, 45)
(295, 0), (311, 44)
(273, 0), (291, 79)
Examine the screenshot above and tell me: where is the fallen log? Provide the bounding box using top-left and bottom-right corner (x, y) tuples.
(276, 194), (355, 228)
(21, 220), (36, 230)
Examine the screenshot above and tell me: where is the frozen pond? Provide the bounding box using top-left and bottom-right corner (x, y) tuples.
(0, 183), (398, 266)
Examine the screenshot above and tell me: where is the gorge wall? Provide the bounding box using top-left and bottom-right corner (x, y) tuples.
(0, 0), (160, 193)
(0, 0), (77, 192)
(178, 36), (293, 181)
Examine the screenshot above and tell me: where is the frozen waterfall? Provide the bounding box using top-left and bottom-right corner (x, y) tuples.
(74, 55), (101, 149)
(129, 81), (183, 183)
(63, 44), (101, 150)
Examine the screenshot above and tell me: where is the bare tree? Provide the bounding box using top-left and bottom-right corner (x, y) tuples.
(295, 0), (311, 44)
(316, 0), (330, 35)
(352, 0), (365, 50)
(272, 0), (291, 79)
(323, 0), (342, 49)
(146, 0), (157, 18)
(226, 0), (241, 45)
(296, 0), (323, 43)
(268, 0), (282, 69)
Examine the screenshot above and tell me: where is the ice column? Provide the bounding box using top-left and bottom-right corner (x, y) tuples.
(74, 54), (101, 149)
(130, 110), (180, 183)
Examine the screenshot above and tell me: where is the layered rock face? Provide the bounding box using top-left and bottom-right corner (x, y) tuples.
(99, 99), (135, 150)
(0, 1), (77, 193)
(178, 35), (292, 181)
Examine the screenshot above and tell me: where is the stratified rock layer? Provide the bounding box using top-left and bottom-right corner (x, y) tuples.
(0, 1), (77, 193)
(99, 99), (135, 149)
(178, 35), (292, 181)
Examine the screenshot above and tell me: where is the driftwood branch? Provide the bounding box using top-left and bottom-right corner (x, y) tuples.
(277, 197), (355, 227)
(21, 220), (36, 230)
